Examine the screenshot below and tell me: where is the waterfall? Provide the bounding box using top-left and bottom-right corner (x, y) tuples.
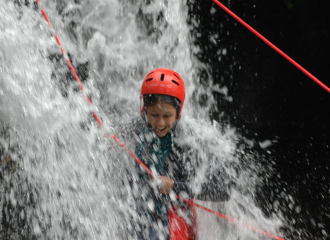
(0, 0), (284, 239)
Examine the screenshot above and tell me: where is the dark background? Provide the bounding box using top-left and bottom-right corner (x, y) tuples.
(188, 0), (330, 239)
(1, 0), (329, 239)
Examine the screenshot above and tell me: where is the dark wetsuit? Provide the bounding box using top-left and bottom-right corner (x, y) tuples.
(120, 119), (230, 240)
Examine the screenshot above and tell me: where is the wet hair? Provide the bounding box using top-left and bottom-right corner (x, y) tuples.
(143, 94), (181, 118)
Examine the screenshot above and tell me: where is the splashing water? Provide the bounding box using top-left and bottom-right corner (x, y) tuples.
(0, 0), (284, 239)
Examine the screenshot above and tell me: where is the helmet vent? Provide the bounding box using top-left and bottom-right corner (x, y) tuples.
(146, 78), (153, 82)
(173, 74), (180, 80)
(161, 74), (165, 81)
(172, 80), (179, 86)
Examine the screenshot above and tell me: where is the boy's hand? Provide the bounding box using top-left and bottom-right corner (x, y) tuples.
(158, 176), (174, 194)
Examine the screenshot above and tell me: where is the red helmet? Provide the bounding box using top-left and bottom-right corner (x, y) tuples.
(140, 68), (186, 119)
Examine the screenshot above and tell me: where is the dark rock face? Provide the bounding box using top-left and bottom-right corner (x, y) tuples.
(187, 1), (330, 239)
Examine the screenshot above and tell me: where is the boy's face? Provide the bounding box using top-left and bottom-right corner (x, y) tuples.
(146, 102), (177, 137)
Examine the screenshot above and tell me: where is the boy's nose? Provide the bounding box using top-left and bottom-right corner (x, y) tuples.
(156, 117), (165, 126)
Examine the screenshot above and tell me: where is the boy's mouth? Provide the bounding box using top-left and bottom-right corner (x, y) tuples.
(156, 126), (167, 134)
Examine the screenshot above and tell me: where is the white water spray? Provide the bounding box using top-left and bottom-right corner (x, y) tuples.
(0, 0), (284, 239)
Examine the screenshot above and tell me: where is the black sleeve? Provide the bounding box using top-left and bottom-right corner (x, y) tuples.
(170, 145), (231, 202)
(193, 166), (230, 201)
(173, 176), (230, 201)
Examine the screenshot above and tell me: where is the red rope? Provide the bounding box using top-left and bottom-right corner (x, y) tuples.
(212, 0), (330, 94)
(111, 135), (153, 177)
(112, 135), (285, 240)
(37, 0), (100, 126)
(36, 1), (285, 239)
